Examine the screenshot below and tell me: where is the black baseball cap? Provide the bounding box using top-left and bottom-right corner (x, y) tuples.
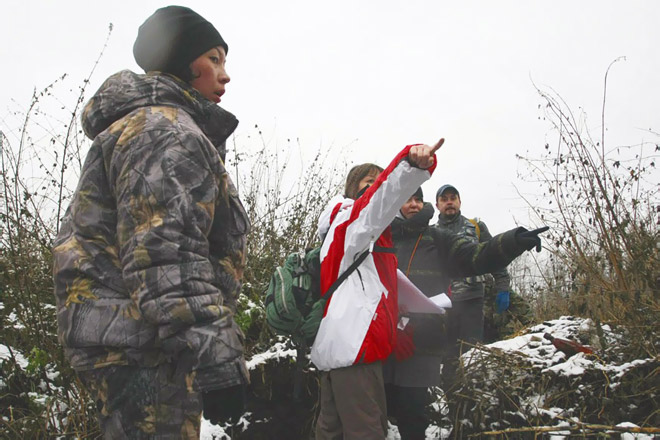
(436, 184), (459, 199)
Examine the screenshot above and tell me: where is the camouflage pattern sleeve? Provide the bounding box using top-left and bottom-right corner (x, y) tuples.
(431, 227), (525, 280)
(478, 220), (512, 292)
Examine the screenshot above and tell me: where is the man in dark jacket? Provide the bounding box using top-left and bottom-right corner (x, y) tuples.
(435, 184), (512, 348)
(384, 188), (547, 439)
(434, 184), (525, 424)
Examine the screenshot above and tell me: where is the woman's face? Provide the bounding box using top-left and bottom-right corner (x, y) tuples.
(357, 171), (379, 194)
(189, 46), (230, 103)
(400, 195), (423, 219)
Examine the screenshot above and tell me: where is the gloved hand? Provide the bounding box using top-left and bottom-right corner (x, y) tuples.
(495, 291), (510, 313)
(393, 324), (415, 361)
(202, 384), (246, 425)
(515, 226), (550, 252)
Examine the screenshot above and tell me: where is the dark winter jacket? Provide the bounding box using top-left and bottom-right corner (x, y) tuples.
(384, 203), (524, 387)
(52, 70), (250, 392)
(435, 212), (511, 302)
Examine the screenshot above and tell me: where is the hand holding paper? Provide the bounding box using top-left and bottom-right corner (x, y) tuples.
(396, 269), (452, 314)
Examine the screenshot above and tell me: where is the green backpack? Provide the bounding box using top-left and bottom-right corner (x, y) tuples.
(264, 247), (325, 346)
(264, 246), (375, 346)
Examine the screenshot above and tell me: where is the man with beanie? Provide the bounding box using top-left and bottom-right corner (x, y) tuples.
(53, 6), (248, 438)
(383, 188), (545, 439)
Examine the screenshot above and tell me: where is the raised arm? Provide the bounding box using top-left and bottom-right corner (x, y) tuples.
(339, 140), (444, 263)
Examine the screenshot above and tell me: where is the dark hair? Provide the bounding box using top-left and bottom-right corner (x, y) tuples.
(175, 65), (197, 83)
(344, 163), (383, 200)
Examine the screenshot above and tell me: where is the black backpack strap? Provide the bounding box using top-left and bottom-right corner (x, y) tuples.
(323, 244), (396, 299)
(373, 245), (396, 254)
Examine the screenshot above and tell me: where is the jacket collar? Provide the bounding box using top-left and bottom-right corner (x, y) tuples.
(437, 211), (462, 226)
(392, 202), (434, 237)
(81, 70), (238, 158)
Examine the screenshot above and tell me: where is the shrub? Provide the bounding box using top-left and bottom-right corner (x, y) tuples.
(515, 58), (659, 359)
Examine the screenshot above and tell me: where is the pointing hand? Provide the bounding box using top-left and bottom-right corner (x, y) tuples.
(408, 138), (445, 169)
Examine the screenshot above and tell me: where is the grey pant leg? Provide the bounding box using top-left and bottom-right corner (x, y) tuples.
(456, 297), (485, 347)
(445, 296), (485, 379)
(315, 371), (343, 440)
(315, 362), (387, 440)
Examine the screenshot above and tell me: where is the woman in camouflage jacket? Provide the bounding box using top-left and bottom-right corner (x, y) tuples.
(53, 6), (249, 438)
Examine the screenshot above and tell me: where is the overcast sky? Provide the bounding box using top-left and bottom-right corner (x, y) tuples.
(2, 1), (658, 234)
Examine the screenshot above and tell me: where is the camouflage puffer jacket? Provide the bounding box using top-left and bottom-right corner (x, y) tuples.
(53, 70), (250, 392)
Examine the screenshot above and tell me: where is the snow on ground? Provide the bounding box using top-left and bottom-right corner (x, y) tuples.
(0, 344), (28, 390)
(0, 343), (28, 369)
(245, 339), (297, 370)
(456, 316), (657, 440)
(476, 316), (655, 381)
(618, 422), (655, 440)
(2, 315), (652, 439)
(199, 316), (656, 439)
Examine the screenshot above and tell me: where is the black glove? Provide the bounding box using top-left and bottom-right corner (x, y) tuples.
(516, 226), (549, 252)
(202, 384), (246, 425)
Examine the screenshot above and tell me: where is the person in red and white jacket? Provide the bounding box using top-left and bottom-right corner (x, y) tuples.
(312, 140), (443, 440)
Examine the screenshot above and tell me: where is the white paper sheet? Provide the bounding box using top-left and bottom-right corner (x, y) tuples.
(429, 292), (452, 309)
(396, 269), (452, 314)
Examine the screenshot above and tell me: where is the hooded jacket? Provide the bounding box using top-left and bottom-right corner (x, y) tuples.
(52, 70), (250, 392)
(310, 146), (436, 371)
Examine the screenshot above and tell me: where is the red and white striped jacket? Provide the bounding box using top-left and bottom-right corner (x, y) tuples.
(310, 145), (437, 371)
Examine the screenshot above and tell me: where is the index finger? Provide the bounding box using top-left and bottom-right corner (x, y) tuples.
(529, 226), (550, 235)
(430, 138), (445, 154)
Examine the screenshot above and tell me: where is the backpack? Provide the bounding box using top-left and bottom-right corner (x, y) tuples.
(264, 244), (394, 402)
(264, 247), (324, 346)
(264, 245), (384, 346)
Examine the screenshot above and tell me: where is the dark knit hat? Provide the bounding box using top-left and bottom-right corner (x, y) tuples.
(412, 187), (424, 201)
(133, 6), (227, 79)
(436, 184), (459, 200)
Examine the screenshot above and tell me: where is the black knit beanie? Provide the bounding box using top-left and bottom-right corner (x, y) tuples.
(133, 6), (227, 80)
(412, 187), (423, 201)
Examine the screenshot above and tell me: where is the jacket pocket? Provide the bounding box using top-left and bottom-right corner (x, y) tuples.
(212, 174), (250, 238)
(227, 193), (250, 235)
(59, 297), (156, 349)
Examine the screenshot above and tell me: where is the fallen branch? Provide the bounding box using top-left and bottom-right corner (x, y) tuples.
(475, 423), (660, 437)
